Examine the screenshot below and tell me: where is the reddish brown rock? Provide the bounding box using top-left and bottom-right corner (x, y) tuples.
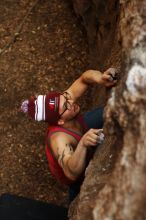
(69, 0), (146, 219)
(72, 0), (120, 69)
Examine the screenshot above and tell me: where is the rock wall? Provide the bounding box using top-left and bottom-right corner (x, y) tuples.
(72, 0), (121, 108)
(69, 0), (146, 219)
(72, 0), (120, 69)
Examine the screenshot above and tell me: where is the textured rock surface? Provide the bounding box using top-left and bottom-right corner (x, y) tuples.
(72, 0), (120, 69)
(72, 0), (121, 108)
(69, 0), (146, 219)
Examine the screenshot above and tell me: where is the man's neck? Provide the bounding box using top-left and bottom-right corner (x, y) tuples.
(62, 118), (78, 130)
(61, 117), (84, 135)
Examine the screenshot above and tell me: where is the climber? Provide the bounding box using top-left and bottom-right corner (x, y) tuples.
(21, 67), (117, 202)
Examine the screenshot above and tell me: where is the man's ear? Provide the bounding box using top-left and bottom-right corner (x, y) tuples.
(57, 118), (65, 125)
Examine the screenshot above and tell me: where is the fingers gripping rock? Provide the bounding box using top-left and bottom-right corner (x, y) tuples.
(97, 132), (105, 144)
(108, 67), (119, 81)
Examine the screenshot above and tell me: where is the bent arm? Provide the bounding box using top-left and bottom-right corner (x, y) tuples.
(53, 135), (88, 181)
(62, 141), (88, 181)
(65, 70), (102, 102)
(50, 129), (103, 181)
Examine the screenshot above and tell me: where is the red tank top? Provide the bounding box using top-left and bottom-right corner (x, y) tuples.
(45, 116), (87, 185)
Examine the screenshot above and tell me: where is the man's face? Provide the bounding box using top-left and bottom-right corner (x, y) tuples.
(59, 92), (80, 121)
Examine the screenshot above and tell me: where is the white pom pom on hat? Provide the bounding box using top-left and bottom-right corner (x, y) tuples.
(21, 100), (29, 113)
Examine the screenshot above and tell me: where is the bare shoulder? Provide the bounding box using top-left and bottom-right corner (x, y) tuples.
(49, 131), (80, 180)
(49, 131), (74, 160)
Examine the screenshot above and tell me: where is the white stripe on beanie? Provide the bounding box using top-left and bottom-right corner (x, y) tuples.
(35, 95), (46, 121)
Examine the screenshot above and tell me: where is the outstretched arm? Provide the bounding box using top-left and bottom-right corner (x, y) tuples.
(66, 68), (117, 102)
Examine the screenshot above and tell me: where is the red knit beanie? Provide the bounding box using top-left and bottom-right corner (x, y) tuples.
(21, 92), (61, 124)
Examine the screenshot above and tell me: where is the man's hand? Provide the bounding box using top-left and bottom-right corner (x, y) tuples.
(79, 129), (105, 148)
(99, 67), (118, 87)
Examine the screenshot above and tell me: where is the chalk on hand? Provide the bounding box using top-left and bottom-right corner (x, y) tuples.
(108, 68), (119, 81)
(97, 132), (105, 144)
